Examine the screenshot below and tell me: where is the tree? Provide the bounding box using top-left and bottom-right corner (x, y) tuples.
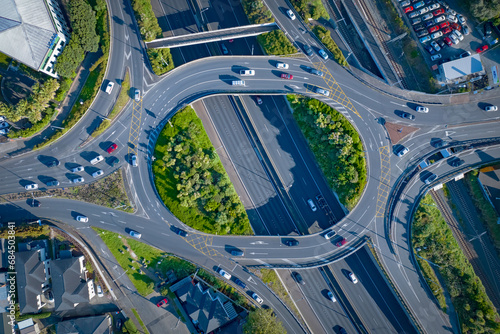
(55, 41), (84, 78)
(69, 0), (99, 52)
(243, 308), (286, 334)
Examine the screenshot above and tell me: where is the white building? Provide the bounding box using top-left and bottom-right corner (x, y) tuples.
(0, 0), (70, 78)
(438, 54), (485, 83)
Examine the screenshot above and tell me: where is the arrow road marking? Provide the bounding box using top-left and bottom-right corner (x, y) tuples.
(250, 252), (268, 255)
(250, 241), (267, 245)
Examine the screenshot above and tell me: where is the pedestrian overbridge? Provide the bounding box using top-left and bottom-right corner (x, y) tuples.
(145, 23), (278, 49)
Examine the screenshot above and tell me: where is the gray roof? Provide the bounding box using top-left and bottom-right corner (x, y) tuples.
(440, 54), (484, 81)
(0, 0), (58, 70)
(51, 257), (89, 312)
(0, 239), (6, 269)
(15, 250), (46, 314)
(0, 273), (8, 313)
(57, 315), (111, 334)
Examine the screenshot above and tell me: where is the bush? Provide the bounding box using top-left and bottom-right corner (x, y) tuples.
(242, 0), (274, 24)
(147, 49), (175, 75)
(256, 30), (297, 55)
(131, 0), (162, 42)
(153, 106), (252, 235)
(313, 26), (347, 67)
(287, 95), (366, 209)
(55, 77), (73, 102)
(290, 0), (329, 20)
(8, 108), (56, 139)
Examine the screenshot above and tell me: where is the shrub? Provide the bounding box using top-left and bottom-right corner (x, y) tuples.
(147, 49), (174, 75)
(256, 30), (297, 55)
(290, 0), (330, 20)
(131, 0), (162, 42)
(313, 26), (347, 67)
(242, 0), (274, 24)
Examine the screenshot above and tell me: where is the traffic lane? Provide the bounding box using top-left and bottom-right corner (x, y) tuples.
(158, 0), (198, 36)
(298, 268), (357, 333)
(329, 258), (410, 334)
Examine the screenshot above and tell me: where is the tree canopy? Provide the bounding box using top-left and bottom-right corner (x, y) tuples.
(243, 308), (286, 334)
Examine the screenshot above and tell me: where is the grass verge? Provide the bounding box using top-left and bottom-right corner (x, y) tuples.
(131, 309), (150, 334)
(260, 269), (299, 316)
(256, 30), (297, 55)
(312, 26), (347, 67)
(152, 106), (252, 235)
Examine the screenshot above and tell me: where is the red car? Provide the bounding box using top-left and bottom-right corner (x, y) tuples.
(335, 238), (347, 247)
(106, 143), (118, 154)
(156, 298), (168, 307)
(280, 73), (293, 80)
(451, 22), (461, 31)
(404, 6), (413, 13)
(444, 37), (452, 46)
(433, 8), (445, 16)
(442, 27), (452, 34)
(428, 25), (439, 33)
(476, 45), (489, 53)
(439, 21), (450, 29)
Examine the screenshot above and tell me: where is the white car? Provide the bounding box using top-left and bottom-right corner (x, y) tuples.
(447, 14), (457, 23)
(90, 155), (104, 165)
(431, 31), (443, 39)
(307, 199), (317, 211)
(428, 3), (440, 10)
(430, 41), (441, 52)
(286, 9), (296, 20)
(92, 170), (104, 178)
(129, 230), (142, 238)
(318, 49), (328, 60)
(397, 146), (409, 157)
(72, 177), (84, 184)
(323, 230), (337, 240)
(485, 105), (498, 112)
(25, 183), (38, 190)
(218, 268), (231, 280)
(76, 215), (89, 223)
(240, 70), (255, 76)
(430, 54), (442, 61)
(131, 154), (138, 167)
(416, 106), (429, 113)
(349, 272), (358, 284)
(134, 89), (141, 102)
(449, 33), (459, 45)
(276, 63), (289, 69)
(97, 285), (104, 297)
(327, 291), (336, 302)
(452, 30), (463, 41)
(72, 165), (84, 173)
(315, 87), (330, 97)
(252, 293), (263, 304)
(105, 82), (114, 94)
(434, 15), (446, 23)
(457, 14), (466, 24)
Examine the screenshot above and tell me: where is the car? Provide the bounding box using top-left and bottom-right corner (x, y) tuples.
(48, 159), (60, 168)
(284, 239), (299, 246)
(303, 44), (313, 56)
(414, 1), (425, 8)
(431, 138), (446, 148)
(422, 13), (434, 21)
(447, 14), (457, 23)
(106, 143), (118, 154)
(348, 272), (358, 284)
(307, 199), (317, 211)
(400, 112), (415, 120)
(449, 33), (459, 44)
(276, 62), (289, 69)
(462, 25), (470, 35)
(131, 154), (138, 167)
(315, 87), (330, 97)
(105, 82), (114, 94)
(72, 165), (84, 173)
(90, 155), (104, 165)
(439, 21), (449, 29)
(218, 268), (231, 280)
(430, 53), (442, 61)
(401, 0), (410, 6)
(476, 45), (488, 53)
(408, 11), (419, 18)
(281, 73), (293, 80)
(424, 173), (437, 184)
(327, 291), (336, 302)
(0, 128), (9, 135)
(25, 183), (38, 190)
(72, 177), (84, 184)
(76, 215), (89, 223)
(156, 298), (168, 307)
(29, 199), (41, 207)
(450, 158), (464, 167)
(420, 35), (431, 43)
(411, 18), (422, 25)
(418, 7), (429, 15)
(47, 180), (59, 187)
(437, 39), (446, 48)
(109, 156), (120, 167)
(429, 2), (440, 9)
(433, 8), (445, 16)
(292, 272), (305, 285)
(446, 8), (456, 15)
(414, 24), (425, 31)
(234, 278), (247, 289)
(484, 22), (493, 36)
(457, 14), (466, 24)
(335, 237), (347, 247)
(129, 230), (142, 238)
(430, 40), (441, 51)
(417, 30), (429, 38)
(443, 37), (452, 46)
(240, 70), (255, 76)
(311, 69), (324, 77)
(286, 9), (296, 20)
(442, 27), (452, 34)
(431, 31), (443, 39)
(174, 227), (189, 237)
(116, 320), (122, 330)
(231, 249), (244, 256)
(220, 43), (228, 55)
(339, 327), (347, 334)
(434, 16), (445, 24)
(255, 96), (263, 105)
(323, 230), (337, 240)
(416, 106), (429, 113)
(404, 6), (414, 13)
(318, 49), (328, 60)
(424, 44), (435, 54)
(134, 89), (140, 102)
(428, 25), (439, 33)
(92, 170), (104, 178)
(452, 30), (463, 41)
(397, 146), (409, 157)
(485, 105), (498, 112)
(252, 293), (263, 304)
(450, 22), (461, 31)
(97, 285), (104, 297)
(424, 20), (434, 28)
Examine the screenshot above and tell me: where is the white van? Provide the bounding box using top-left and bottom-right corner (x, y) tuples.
(240, 70), (255, 76)
(90, 155), (104, 165)
(232, 80), (245, 86)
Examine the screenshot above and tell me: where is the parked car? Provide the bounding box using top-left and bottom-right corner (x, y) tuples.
(419, 6), (429, 14)
(450, 22), (461, 31)
(431, 40), (441, 51)
(420, 35), (432, 43)
(442, 27), (452, 34)
(428, 3), (440, 10)
(452, 29), (464, 41)
(484, 22), (493, 36)
(252, 293), (263, 304)
(92, 170), (104, 178)
(412, 17), (422, 25)
(409, 11), (419, 18)
(48, 159), (60, 168)
(430, 53), (442, 61)
(444, 36), (452, 46)
(97, 285), (104, 297)
(109, 156), (120, 167)
(414, 1), (425, 8)
(234, 278), (247, 289)
(449, 33), (459, 44)
(218, 268), (231, 280)
(437, 39), (446, 48)
(280, 73), (293, 80)
(447, 14), (457, 23)
(428, 25), (439, 33)
(404, 6), (414, 13)
(414, 24), (425, 31)
(401, 0), (411, 6)
(156, 298), (168, 307)
(422, 13), (434, 21)
(462, 25), (470, 35)
(476, 45), (488, 53)
(439, 21), (449, 29)
(417, 30), (429, 38)
(72, 165), (84, 173)
(433, 8), (445, 16)
(434, 15), (446, 23)
(47, 180), (59, 186)
(457, 14), (466, 24)
(424, 44), (435, 54)
(72, 177), (84, 184)
(424, 20), (435, 28)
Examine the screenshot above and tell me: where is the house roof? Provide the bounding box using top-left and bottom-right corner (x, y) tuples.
(0, 239), (7, 269)
(440, 54), (484, 82)
(0, 273), (9, 313)
(56, 315), (111, 334)
(15, 250), (46, 314)
(0, 0), (58, 70)
(51, 257), (89, 312)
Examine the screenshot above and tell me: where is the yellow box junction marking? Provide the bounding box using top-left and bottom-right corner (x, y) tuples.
(376, 145), (391, 218)
(186, 234), (223, 257)
(128, 99), (142, 155)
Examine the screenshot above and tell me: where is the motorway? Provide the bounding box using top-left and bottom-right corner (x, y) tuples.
(2, 0), (500, 333)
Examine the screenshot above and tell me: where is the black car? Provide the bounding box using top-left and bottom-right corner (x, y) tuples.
(48, 159), (60, 167)
(46, 180), (59, 187)
(30, 199), (41, 207)
(414, 24), (425, 32)
(234, 277), (247, 289)
(437, 39), (446, 48)
(175, 227), (188, 237)
(292, 272), (305, 285)
(400, 112), (415, 120)
(424, 20), (434, 28)
(417, 31), (429, 38)
(109, 156), (120, 167)
(424, 45), (435, 54)
(303, 44), (313, 56)
(450, 158), (464, 167)
(284, 239), (299, 246)
(431, 138), (446, 148)
(484, 22), (493, 36)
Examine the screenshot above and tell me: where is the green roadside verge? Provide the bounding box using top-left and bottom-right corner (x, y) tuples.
(152, 106), (252, 235)
(286, 95), (366, 210)
(312, 26), (347, 67)
(412, 194), (500, 333)
(131, 309), (150, 334)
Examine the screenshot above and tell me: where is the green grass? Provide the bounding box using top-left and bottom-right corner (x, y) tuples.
(242, 0), (274, 24)
(108, 71), (130, 119)
(416, 258), (447, 311)
(131, 309), (150, 334)
(152, 106), (252, 235)
(312, 26), (347, 67)
(256, 30), (297, 56)
(0, 52), (10, 70)
(260, 269), (299, 316)
(123, 318), (139, 334)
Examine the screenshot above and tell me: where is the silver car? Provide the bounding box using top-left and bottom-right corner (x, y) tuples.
(315, 87), (330, 97)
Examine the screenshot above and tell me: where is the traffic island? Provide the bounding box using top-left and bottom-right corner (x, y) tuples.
(384, 121), (418, 145)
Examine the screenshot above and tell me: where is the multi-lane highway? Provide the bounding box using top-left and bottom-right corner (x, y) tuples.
(2, 0), (500, 333)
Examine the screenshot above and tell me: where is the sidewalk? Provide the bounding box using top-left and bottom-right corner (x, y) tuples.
(0, 51), (101, 159)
